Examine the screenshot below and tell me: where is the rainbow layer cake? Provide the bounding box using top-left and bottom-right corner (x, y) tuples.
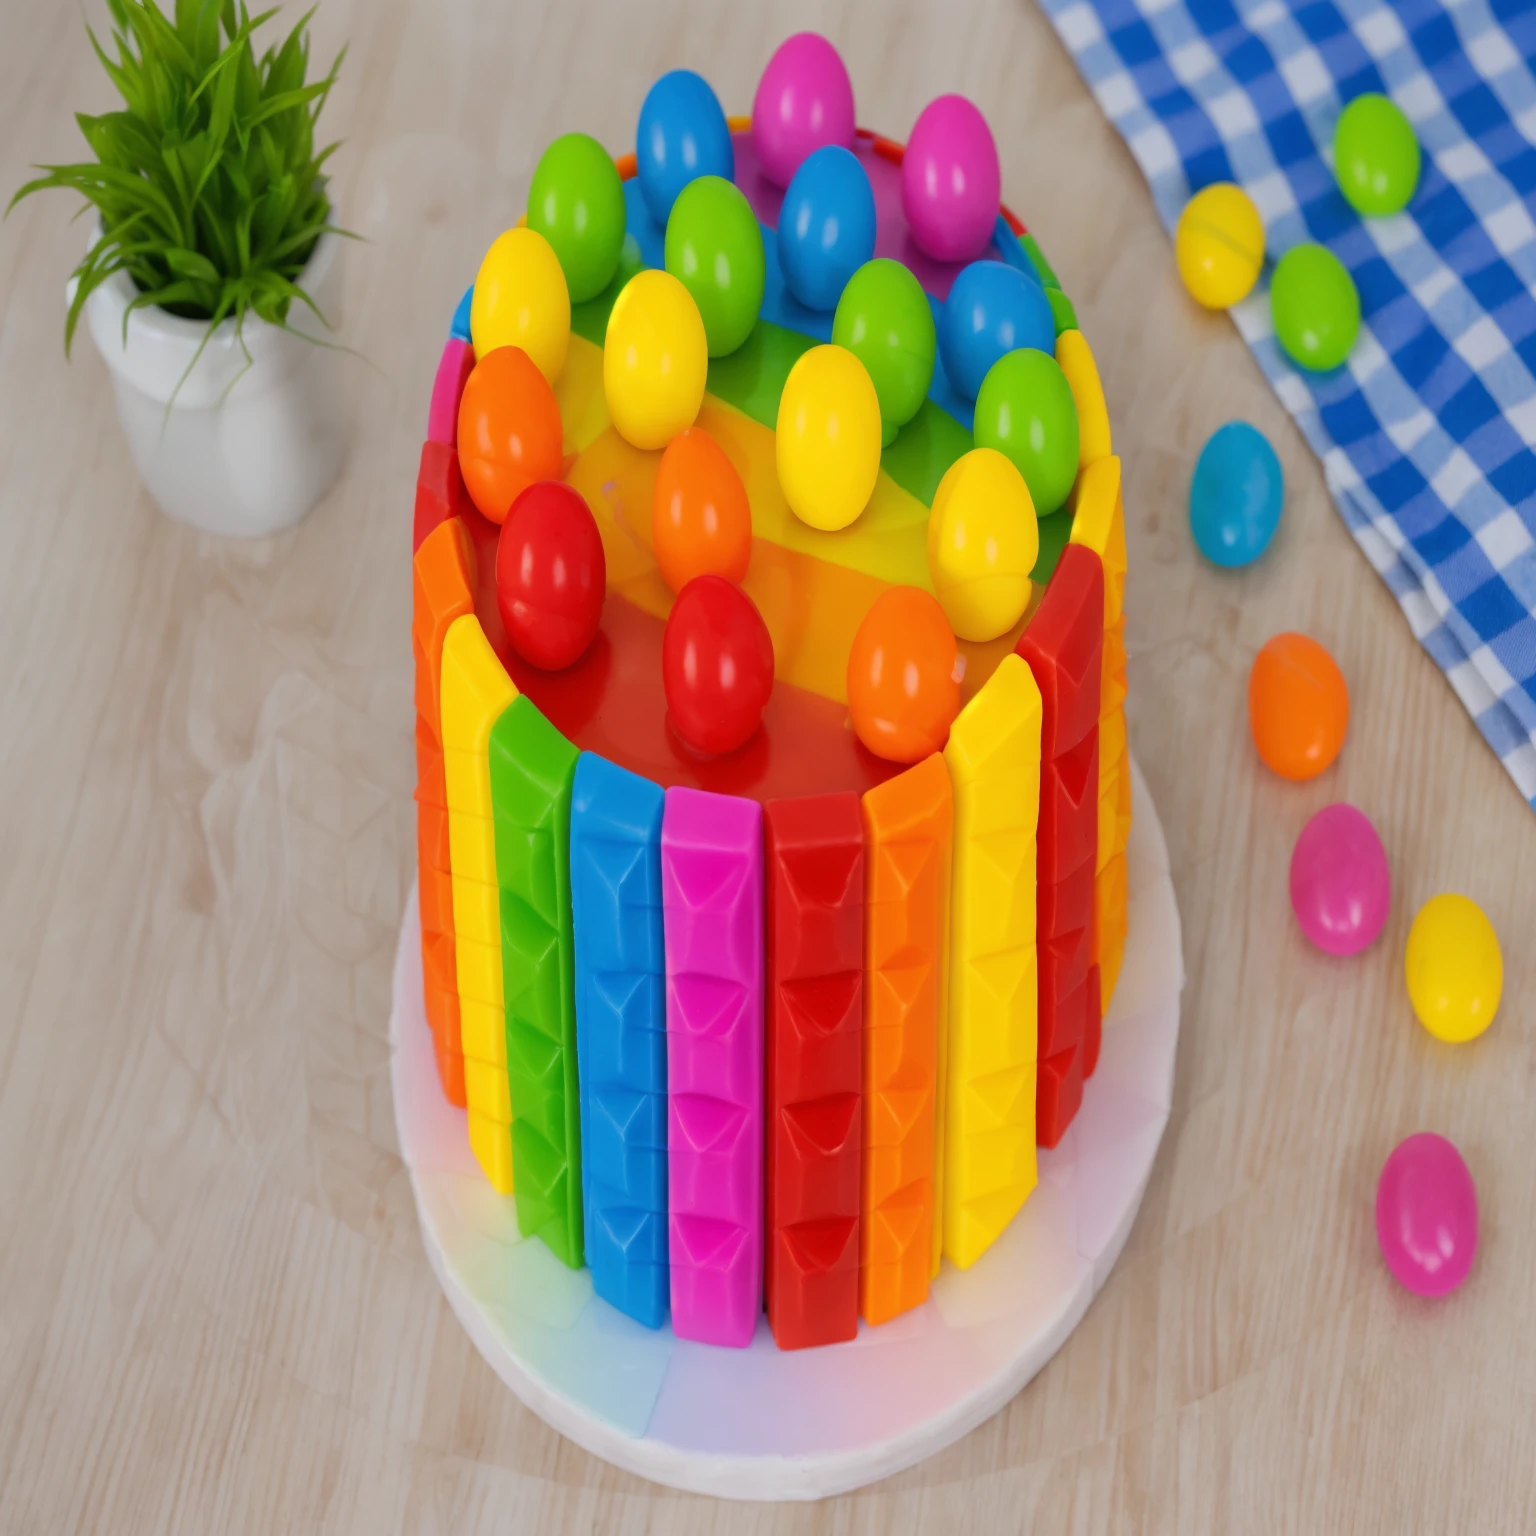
(409, 33), (1130, 1352)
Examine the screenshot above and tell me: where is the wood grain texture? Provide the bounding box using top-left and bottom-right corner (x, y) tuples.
(2, 1), (1533, 1530)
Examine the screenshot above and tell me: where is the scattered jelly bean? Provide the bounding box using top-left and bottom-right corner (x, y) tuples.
(456, 345), (564, 523)
(527, 132), (627, 303)
(939, 260), (1056, 402)
(1405, 893), (1502, 1044)
(751, 32), (856, 188)
(1376, 1133), (1478, 1297)
(776, 343), (882, 530)
(653, 426), (753, 594)
(1289, 803), (1390, 956)
(1271, 243), (1360, 372)
(777, 145), (877, 311)
(495, 481), (606, 671)
(1334, 93), (1420, 217)
(846, 586), (960, 763)
(636, 69), (734, 227)
(900, 94), (1000, 264)
(603, 269), (708, 451)
(662, 575), (775, 755)
(1175, 183), (1265, 310)
(831, 258), (936, 443)
(973, 348), (1080, 517)
(1189, 421), (1284, 567)
(927, 446), (1038, 642)
(470, 227), (571, 383)
(1248, 632), (1349, 781)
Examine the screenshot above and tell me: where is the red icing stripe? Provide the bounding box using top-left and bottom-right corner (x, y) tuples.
(764, 794), (864, 1351)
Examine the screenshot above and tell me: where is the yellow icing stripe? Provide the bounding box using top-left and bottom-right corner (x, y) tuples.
(703, 398), (933, 589)
(441, 615), (519, 1193)
(555, 333), (611, 457)
(1056, 330), (1112, 469)
(1068, 458), (1131, 1012)
(1068, 456), (1126, 625)
(941, 653), (1042, 1270)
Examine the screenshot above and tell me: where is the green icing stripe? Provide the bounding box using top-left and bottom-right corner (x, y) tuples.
(1047, 288), (1077, 337)
(490, 694), (584, 1269)
(703, 317), (816, 430)
(1020, 233), (1062, 291)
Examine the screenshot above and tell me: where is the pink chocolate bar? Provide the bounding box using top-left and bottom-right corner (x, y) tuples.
(661, 786), (764, 1348)
(427, 337), (475, 446)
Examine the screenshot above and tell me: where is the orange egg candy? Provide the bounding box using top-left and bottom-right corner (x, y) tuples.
(652, 426), (753, 594)
(846, 586), (961, 763)
(456, 345), (564, 523)
(1248, 631), (1349, 780)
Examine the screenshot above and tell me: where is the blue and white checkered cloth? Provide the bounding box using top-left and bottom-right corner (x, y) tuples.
(1039, 0), (1536, 808)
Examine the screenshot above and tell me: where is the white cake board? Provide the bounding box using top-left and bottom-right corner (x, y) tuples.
(390, 754), (1182, 1501)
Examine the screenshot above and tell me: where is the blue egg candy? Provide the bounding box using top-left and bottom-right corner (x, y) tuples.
(939, 260), (1056, 401)
(636, 70), (734, 227)
(1189, 421), (1284, 567)
(777, 145), (878, 312)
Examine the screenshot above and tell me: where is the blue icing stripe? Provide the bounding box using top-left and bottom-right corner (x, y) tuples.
(622, 177), (982, 430)
(570, 752), (670, 1333)
(991, 215), (1040, 283)
(451, 283), (474, 342)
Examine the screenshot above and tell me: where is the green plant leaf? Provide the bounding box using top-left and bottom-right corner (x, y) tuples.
(12, 0), (353, 353)
(163, 246), (220, 282)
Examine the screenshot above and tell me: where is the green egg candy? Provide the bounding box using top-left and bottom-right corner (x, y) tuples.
(1334, 93), (1420, 217)
(663, 175), (766, 357)
(973, 348), (1080, 516)
(527, 132), (627, 304)
(831, 258), (937, 433)
(1271, 243), (1360, 372)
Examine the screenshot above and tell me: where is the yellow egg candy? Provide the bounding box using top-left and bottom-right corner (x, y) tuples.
(927, 447), (1039, 642)
(776, 344), (883, 531)
(1175, 183), (1265, 310)
(471, 226), (571, 382)
(603, 269), (709, 451)
(1404, 893), (1502, 1044)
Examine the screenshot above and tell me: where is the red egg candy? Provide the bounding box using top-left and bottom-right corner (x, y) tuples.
(662, 575), (774, 755)
(495, 481), (606, 670)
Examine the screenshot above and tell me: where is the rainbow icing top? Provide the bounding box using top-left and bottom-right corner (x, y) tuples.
(411, 34), (1130, 1355)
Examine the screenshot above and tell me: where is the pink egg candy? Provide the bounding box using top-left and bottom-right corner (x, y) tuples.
(1288, 802), (1390, 956)
(901, 94), (1001, 263)
(1376, 1133), (1478, 1297)
(752, 33), (856, 188)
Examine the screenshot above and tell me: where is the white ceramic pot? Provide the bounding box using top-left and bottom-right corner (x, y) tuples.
(81, 229), (345, 537)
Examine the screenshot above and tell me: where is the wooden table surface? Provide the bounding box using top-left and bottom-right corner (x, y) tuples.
(3, 0), (1533, 1530)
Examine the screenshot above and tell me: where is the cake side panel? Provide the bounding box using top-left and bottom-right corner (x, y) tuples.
(441, 615), (519, 1193)
(1016, 543), (1105, 1147)
(859, 753), (951, 1325)
(941, 654), (1041, 1271)
(490, 696), (584, 1268)
(661, 788), (765, 1348)
(571, 753), (670, 1329)
(413, 519), (478, 1105)
(1069, 456), (1131, 1021)
(764, 794), (864, 1351)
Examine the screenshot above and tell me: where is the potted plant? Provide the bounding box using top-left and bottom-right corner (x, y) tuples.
(10, 0), (350, 537)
